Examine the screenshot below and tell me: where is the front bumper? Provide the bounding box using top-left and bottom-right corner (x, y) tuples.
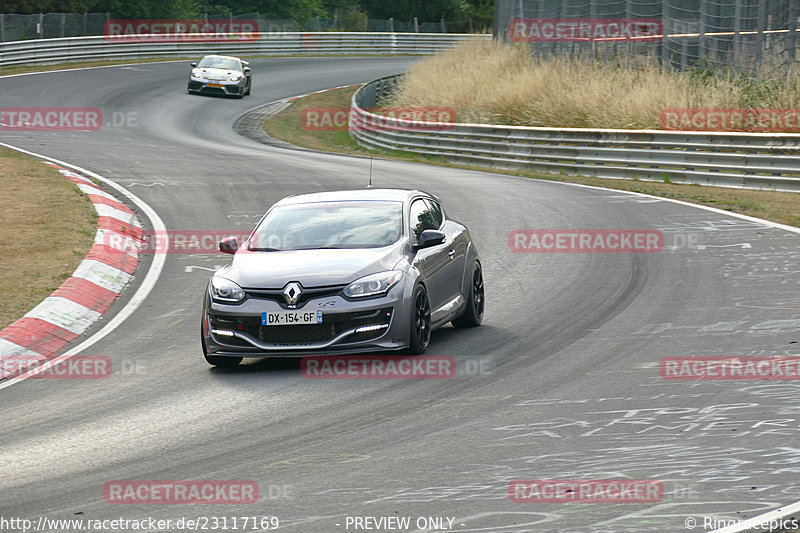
(188, 78), (244, 96)
(202, 288), (410, 358)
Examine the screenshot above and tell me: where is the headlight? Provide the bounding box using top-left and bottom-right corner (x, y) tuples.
(230, 75), (242, 82)
(210, 277), (245, 303)
(191, 69), (201, 78)
(344, 271), (403, 298)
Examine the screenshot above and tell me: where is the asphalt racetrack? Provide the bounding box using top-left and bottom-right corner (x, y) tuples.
(1, 57), (800, 532)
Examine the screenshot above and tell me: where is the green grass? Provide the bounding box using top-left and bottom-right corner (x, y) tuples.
(0, 149), (96, 329)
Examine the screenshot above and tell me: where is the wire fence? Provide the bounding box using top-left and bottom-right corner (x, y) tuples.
(0, 12), (461, 42)
(493, 0), (799, 78)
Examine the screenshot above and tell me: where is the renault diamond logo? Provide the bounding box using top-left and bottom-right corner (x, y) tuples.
(283, 282), (302, 305)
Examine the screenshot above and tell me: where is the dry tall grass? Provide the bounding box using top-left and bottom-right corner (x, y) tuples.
(388, 40), (800, 129)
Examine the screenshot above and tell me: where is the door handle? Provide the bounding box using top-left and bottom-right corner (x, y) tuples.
(448, 249), (456, 259)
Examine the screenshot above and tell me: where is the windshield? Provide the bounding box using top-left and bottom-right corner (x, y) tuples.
(197, 57), (240, 70)
(249, 200), (403, 251)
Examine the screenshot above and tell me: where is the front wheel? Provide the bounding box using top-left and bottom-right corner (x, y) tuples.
(452, 262), (484, 328)
(407, 285), (431, 355)
(202, 333), (242, 367)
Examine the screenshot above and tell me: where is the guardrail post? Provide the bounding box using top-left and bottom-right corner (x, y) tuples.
(625, 0), (633, 55)
(756, 0), (766, 67)
(389, 18), (394, 33)
(38, 13), (43, 38)
(789, 0), (798, 72)
(589, 0), (597, 57)
(661, 2), (669, 69)
(698, 0), (707, 62)
(82, 12), (87, 36)
(60, 13), (66, 38)
(733, 0), (741, 73)
(0, 14), (4, 43)
(414, 17), (419, 33)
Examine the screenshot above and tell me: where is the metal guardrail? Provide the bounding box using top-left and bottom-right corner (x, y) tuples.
(0, 32), (489, 67)
(350, 74), (800, 193)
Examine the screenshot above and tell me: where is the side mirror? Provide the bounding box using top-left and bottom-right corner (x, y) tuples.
(190, 62), (197, 67)
(415, 229), (446, 250)
(244, 67), (251, 73)
(219, 236), (240, 254)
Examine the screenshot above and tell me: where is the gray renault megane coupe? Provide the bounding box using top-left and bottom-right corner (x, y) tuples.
(201, 188), (484, 366)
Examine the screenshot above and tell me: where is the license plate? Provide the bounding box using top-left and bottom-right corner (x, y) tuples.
(261, 310), (323, 326)
(207, 83), (223, 88)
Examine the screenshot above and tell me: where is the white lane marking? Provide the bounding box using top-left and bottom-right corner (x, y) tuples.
(127, 182), (165, 187)
(185, 265), (221, 273)
(696, 243), (753, 250)
(0, 60), (187, 80)
(24, 297), (102, 335)
(0, 142), (167, 390)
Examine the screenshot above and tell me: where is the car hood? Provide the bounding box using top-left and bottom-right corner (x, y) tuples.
(196, 67), (240, 79)
(225, 246), (405, 288)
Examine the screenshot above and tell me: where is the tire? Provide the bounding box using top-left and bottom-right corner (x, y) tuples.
(202, 332), (242, 367)
(452, 262), (484, 328)
(408, 284), (431, 355)
(245, 82), (251, 95)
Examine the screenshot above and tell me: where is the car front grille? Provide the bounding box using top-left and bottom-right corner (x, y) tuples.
(244, 285), (346, 309)
(260, 323), (337, 344)
(209, 307), (393, 347)
(256, 308), (393, 345)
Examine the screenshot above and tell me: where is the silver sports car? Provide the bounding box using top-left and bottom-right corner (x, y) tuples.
(201, 189), (484, 366)
(187, 55), (251, 98)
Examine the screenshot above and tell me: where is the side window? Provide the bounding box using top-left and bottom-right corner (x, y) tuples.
(409, 199), (437, 240)
(425, 199), (444, 229)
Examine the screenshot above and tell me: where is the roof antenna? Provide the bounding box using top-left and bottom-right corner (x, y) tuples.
(367, 156), (373, 189)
